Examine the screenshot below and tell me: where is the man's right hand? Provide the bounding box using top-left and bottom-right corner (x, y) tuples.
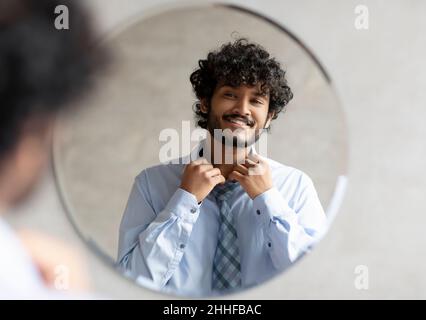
(180, 158), (225, 203)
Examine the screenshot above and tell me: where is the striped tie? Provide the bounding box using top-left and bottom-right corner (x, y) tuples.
(211, 181), (242, 291)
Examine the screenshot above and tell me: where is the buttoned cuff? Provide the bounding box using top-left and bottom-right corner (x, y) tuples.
(165, 188), (201, 223)
(252, 187), (297, 229)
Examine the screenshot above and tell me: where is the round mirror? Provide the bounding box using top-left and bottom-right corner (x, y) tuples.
(53, 2), (348, 297)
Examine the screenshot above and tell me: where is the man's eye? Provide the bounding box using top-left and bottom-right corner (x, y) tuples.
(252, 99), (263, 105)
(224, 93), (235, 98)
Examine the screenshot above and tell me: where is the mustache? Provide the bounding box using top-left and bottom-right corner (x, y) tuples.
(223, 114), (255, 127)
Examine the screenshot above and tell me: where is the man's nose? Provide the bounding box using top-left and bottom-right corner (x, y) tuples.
(233, 98), (251, 116)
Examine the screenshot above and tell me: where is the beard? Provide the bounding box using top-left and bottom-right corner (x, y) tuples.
(206, 113), (265, 149)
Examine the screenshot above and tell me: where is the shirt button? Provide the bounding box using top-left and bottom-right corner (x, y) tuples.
(180, 244), (185, 249)
(256, 209), (261, 215)
(268, 242), (272, 248)
(190, 208), (197, 214)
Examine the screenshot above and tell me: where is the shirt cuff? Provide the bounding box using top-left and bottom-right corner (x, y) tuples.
(165, 188), (201, 223)
(252, 187), (297, 228)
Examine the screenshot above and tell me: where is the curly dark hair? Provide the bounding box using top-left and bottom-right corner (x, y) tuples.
(0, 0), (106, 163)
(190, 38), (293, 130)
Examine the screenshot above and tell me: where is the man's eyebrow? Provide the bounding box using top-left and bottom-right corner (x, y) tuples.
(219, 84), (236, 90)
(218, 84), (269, 98)
(253, 91), (269, 98)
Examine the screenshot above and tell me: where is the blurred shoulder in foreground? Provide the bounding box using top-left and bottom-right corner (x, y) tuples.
(0, 0), (108, 299)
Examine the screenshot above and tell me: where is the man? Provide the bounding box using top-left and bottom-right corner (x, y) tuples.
(0, 0), (104, 298)
(118, 38), (327, 297)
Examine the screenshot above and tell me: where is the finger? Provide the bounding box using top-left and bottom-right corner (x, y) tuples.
(233, 164), (249, 175)
(248, 166), (262, 176)
(192, 157), (210, 166)
(248, 161), (267, 176)
(206, 168), (222, 177)
(192, 159), (213, 172)
(244, 158), (258, 167)
(212, 174), (226, 185)
(228, 170), (244, 183)
(247, 153), (262, 164)
(198, 163), (214, 173)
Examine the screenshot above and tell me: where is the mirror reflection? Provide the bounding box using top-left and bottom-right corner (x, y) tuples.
(53, 3), (348, 297)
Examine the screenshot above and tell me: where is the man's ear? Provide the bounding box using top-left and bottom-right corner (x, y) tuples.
(199, 98), (209, 114)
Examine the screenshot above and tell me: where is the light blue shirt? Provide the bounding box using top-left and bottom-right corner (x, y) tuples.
(117, 140), (327, 297)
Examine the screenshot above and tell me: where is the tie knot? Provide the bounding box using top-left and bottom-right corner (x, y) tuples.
(212, 181), (239, 202)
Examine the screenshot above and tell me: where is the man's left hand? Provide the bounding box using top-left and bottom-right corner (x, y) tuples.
(228, 154), (273, 199)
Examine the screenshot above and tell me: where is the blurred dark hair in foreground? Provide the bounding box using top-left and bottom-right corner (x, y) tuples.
(0, 0), (108, 165)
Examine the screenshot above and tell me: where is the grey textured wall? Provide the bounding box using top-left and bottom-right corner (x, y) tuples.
(7, 0), (426, 299)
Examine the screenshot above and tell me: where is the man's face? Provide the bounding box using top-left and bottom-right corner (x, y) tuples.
(202, 83), (272, 148)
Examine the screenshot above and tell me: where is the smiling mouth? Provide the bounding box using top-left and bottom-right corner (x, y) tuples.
(223, 116), (254, 128)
